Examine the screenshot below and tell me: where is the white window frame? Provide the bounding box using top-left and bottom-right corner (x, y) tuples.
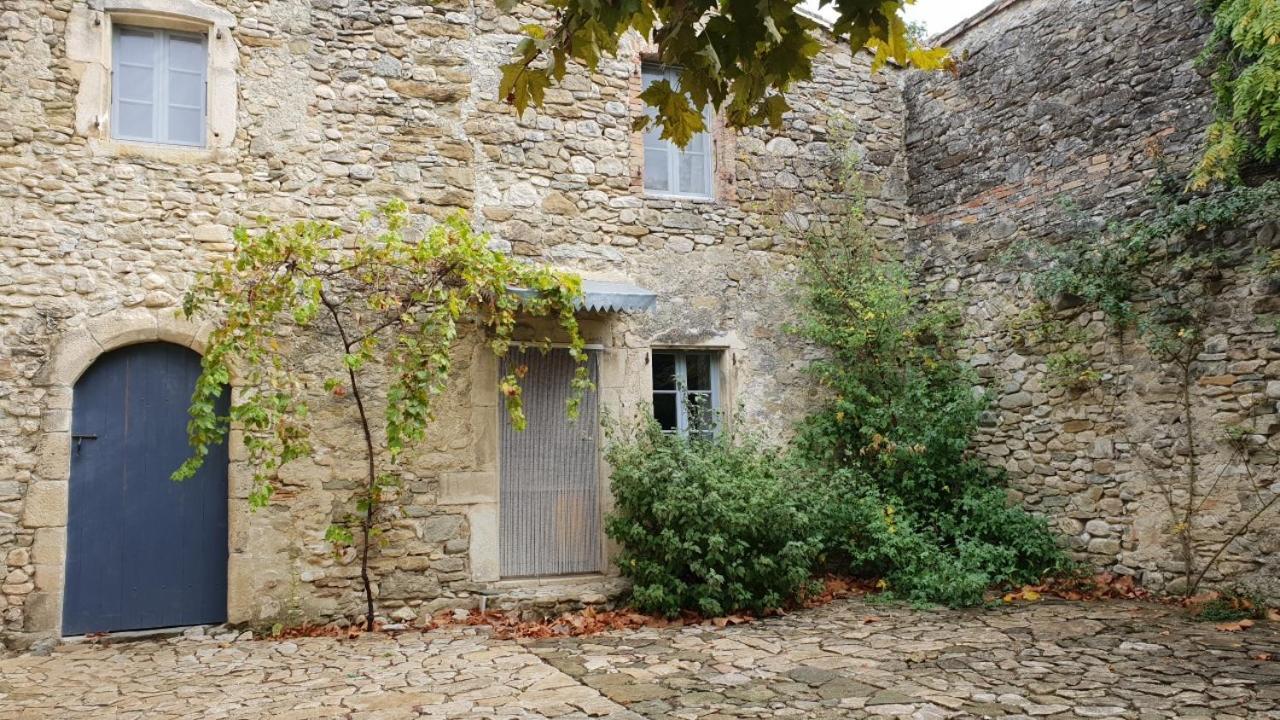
(652, 350), (722, 436)
(641, 63), (715, 200)
(66, 0), (237, 159)
(110, 24), (208, 147)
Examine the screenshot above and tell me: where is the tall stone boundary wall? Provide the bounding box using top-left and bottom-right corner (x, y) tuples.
(906, 0), (1280, 597)
(0, 0), (907, 640)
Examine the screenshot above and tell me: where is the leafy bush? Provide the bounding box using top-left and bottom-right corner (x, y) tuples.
(604, 419), (821, 617)
(803, 475), (1066, 607)
(604, 149), (1069, 614)
(789, 195), (1070, 606)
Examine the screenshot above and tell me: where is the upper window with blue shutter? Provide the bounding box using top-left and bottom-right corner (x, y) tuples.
(111, 25), (207, 147)
(641, 64), (714, 199)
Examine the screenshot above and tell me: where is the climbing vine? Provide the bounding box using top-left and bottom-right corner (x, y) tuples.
(1013, 150), (1280, 594)
(1025, 180), (1280, 328)
(1192, 0), (1280, 188)
(175, 201), (589, 629)
(1006, 303), (1102, 393)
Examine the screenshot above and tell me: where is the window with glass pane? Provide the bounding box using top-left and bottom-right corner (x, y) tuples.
(641, 64), (713, 198)
(651, 351), (721, 436)
(111, 25), (207, 147)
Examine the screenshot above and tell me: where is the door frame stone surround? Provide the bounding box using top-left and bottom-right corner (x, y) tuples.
(25, 308), (250, 637)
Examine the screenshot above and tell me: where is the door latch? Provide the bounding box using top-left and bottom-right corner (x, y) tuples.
(71, 434), (98, 453)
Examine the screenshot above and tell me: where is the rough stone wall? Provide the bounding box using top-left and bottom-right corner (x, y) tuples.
(0, 0), (907, 640)
(906, 0), (1280, 597)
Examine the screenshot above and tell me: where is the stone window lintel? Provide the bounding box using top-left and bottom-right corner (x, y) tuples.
(90, 0), (236, 30)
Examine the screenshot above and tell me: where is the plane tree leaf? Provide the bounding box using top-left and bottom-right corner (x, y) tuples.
(498, 0), (953, 146)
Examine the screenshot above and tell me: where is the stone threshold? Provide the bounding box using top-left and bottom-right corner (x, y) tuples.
(62, 624), (253, 646)
(20, 579), (634, 652)
(473, 575), (633, 619)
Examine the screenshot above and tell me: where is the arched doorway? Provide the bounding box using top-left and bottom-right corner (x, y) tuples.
(63, 342), (229, 634)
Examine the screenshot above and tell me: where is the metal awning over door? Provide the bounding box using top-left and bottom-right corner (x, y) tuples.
(508, 279), (658, 313)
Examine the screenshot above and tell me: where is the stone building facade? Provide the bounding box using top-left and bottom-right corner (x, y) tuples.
(0, 0), (907, 644)
(2, 0), (1276, 647)
(906, 0), (1280, 597)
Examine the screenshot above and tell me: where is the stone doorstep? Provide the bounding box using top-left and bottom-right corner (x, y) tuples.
(61, 626), (187, 645)
(61, 623), (251, 646)
(6, 579), (632, 652)
(474, 575), (633, 617)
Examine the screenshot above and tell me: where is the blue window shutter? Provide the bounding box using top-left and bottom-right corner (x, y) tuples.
(162, 31), (206, 146)
(111, 26), (159, 142)
(111, 25), (207, 147)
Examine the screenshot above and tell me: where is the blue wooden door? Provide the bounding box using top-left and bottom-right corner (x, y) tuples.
(64, 342), (229, 635)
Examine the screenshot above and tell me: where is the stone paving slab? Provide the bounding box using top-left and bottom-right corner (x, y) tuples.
(0, 631), (640, 720)
(1, 599), (1278, 719)
(527, 600), (1280, 719)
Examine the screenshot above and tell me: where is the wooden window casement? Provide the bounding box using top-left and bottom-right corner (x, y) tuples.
(651, 350), (723, 437)
(630, 58), (737, 202)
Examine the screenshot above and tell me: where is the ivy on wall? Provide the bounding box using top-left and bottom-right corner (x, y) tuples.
(1002, 0), (1280, 594)
(1011, 149), (1280, 593)
(1025, 178), (1280, 331)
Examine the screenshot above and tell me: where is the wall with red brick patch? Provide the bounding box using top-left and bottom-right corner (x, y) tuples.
(903, 0), (1280, 597)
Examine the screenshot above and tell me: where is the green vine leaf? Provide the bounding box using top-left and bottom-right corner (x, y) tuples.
(1193, 0), (1280, 187)
(175, 201), (592, 628)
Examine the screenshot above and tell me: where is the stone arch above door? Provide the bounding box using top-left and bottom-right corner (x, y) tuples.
(35, 307), (215, 391)
(22, 307), (242, 637)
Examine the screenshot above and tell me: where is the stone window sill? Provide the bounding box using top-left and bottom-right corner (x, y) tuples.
(88, 137), (224, 164)
(642, 192), (720, 206)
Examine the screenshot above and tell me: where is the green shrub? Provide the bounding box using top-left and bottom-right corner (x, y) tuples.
(805, 476), (1066, 607)
(604, 419), (821, 617)
(603, 147), (1070, 614)
(789, 191), (1070, 606)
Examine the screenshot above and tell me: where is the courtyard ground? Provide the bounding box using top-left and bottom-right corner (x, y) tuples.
(1, 598), (1277, 719)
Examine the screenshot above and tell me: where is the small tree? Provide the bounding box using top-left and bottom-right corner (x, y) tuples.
(788, 132), (1068, 606)
(174, 201), (589, 630)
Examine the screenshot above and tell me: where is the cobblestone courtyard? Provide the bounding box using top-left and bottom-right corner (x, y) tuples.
(2, 599), (1278, 719)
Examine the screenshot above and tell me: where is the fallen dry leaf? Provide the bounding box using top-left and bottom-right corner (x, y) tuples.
(1215, 618), (1255, 633)
(801, 576), (873, 608)
(1033, 572), (1155, 603)
(1267, 608), (1280, 622)
(1001, 585), (1046, 603)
